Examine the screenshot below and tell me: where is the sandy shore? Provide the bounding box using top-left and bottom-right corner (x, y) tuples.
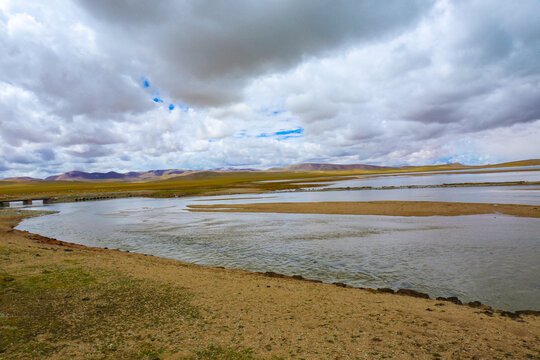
(1, 209), (539, 359)
(187, 200), (540, 218)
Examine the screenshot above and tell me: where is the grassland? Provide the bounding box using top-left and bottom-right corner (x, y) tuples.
(0, 171), (341, 202)
(1, 160), (539, 203)
(1, 210), (539, 359)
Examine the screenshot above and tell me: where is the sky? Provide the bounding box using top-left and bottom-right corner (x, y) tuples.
(1, 0), (539, 178)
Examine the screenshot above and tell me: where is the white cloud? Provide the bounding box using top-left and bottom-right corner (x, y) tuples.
(0, 0), (539, 178)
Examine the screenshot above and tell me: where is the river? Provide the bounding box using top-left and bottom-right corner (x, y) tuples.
(17, 178), (540, 311)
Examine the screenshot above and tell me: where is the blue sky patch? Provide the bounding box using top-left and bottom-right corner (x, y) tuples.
(235, 130), (248, 138)
(257, 127), (304, 139)
(433, 155), (454, 164)
(434, 153), (488, 166)
(179, 103), (189, 112)
(258, 108), (286, 116)
(275, 128), (303, 136)
(280, 135), (302, 141)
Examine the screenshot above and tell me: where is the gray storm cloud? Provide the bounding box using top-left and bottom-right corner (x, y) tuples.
(75, 0), (433, 106)
(0, 0), (539, 178)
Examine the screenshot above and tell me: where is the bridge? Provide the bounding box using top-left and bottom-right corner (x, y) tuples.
(0, 198), (54, 207)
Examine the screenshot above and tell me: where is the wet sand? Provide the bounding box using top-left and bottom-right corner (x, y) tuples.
(1, 209), (539, 359)
(187, 200), (540, 218)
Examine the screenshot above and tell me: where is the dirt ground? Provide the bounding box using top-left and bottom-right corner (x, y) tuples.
(1, 209), (539, 359)
(187, 200), (540, 218)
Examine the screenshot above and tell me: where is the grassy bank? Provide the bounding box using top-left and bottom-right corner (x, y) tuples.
(1, 209), (539, 359)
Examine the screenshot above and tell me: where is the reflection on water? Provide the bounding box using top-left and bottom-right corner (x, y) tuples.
(18, 194), (540, 311)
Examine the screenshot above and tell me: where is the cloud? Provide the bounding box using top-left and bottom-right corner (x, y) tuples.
(35, 148), (55, 161)
(74, 0), (432, 106)
(0, 0), (539, 178)
(0, 4), (152, 121)
(247, 0), (540, 164)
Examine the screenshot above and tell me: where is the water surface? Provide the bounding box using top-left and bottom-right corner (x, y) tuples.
(19, 194), (540, 311)
(322, 169), (540, 189)
(199, 186), (540, 205)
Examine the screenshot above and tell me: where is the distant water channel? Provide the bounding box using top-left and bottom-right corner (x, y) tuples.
(321, 168), (540, 189)
(18, 185), (540, 311)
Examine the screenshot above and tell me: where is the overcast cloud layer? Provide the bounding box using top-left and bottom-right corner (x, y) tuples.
(1, 0), (539, 178)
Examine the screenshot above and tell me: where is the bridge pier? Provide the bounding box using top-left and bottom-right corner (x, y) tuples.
(0, 198), (53, 207)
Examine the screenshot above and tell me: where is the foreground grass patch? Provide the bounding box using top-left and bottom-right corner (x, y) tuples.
(186, 345), (284, 360)
(191, 345), (257, 360)
(0, 264), (198, 359)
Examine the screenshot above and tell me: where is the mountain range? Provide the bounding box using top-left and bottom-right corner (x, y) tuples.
(0, 162), (477, 182)
(268, 163), (390, 171)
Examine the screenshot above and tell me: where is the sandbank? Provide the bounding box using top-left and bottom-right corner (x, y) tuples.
(187, 200), (540, 218)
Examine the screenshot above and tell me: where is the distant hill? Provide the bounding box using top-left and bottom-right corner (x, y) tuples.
(45, 171), (129, 181)
(483, 159), (540, 168)
(40, 167), (261, 182)
(3, 176), (42, 181)
(3, 159), (538, 182)
(397, 162), (468, 170)
(211, 167), (258, 172)
(268, 163), (390, 171)
(43, 170), (195, 182)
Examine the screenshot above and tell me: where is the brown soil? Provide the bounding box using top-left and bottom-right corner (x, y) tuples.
(1, 210), (539, 359)
(187, 200), (540, 218)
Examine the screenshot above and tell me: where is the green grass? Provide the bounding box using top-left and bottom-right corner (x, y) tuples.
(186, 345), (284, 360)
(0, 264), (198, 359)
(191, 345), (257, 360)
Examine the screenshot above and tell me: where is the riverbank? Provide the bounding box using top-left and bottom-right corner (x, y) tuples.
(187, 200), (540, 218)
(1, 210), (539, 359)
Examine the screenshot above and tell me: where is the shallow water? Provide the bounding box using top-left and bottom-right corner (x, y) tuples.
(18, 192), (540, 311)
(322, 169), (540, 189)
(256, 166), (540, 186)
(198, 186), (540, 205)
